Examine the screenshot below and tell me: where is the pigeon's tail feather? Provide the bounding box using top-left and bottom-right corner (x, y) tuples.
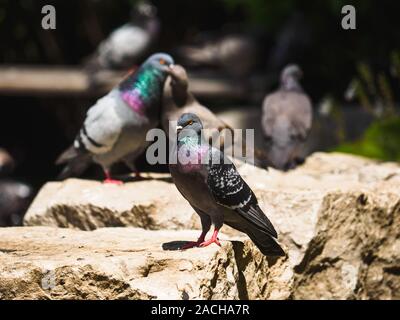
(55, 145), (80, 165)
(56, 146), (91, 180)
(225, 218), (285, 257)
(246, 226), (285, 257)
(57, 156), (91, 180)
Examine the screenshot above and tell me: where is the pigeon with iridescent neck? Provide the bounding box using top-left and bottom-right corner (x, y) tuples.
(169, 113), (285, 257)
(262, 64), (312, 171)
(56, 53), (174, 183)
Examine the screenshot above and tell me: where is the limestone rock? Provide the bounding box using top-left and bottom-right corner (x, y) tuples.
(24, 176), (195, 231)
(292, 190), (400, 299)
(0, 227), (288, 300)
(24, 152), (400, 270)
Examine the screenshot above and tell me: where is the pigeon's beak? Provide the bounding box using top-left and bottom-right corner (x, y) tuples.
(176, 125), (183, 133)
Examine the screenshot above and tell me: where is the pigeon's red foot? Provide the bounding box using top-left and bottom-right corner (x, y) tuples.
(103, 170), (123, 185)
(103, 178), (123, 185)
(180, 231), (207, 250)
(199, 229), (221, 247)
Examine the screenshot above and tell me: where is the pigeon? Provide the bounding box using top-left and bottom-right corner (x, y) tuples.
(178, 34), (258, 77)
(261, 64), (312, 171)
(56, 53), (174, 183)
(0, 180), (33, 227)
(169, 113), (285, 256)
(0, 148), (15, 177)
(161, 64), (233, 147)
(85, 1), (160, 71)
(162, 65), (271, 168)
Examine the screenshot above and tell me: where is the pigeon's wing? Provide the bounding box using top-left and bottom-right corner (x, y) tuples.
(288, 92), (313, 140)
(74, 91), (123, 155)
(261, 92), (282, 139)
(206, 149), (278, 238)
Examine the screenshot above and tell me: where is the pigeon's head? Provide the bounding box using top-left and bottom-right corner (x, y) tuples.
(176, 113), (203, 135)
(281, 64), (302, 81)
(168, 65), (189, 90)
(132, 1), (157, 20)
(280, 64), (303, 91)
(144, 53), (175, 74)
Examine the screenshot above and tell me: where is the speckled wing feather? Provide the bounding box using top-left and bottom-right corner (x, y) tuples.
(206, 149), (278, 238)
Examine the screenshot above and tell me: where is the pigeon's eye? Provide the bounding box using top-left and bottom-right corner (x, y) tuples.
(159, 58), (166, 65)
(187, 120), (193, 126)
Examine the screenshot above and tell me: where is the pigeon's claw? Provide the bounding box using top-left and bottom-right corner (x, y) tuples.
(199, 238), (221, 247)
(180, 231), (208, 250)
(103, 169), (123, 185)
(103, 178), (123, 185)
(199, 229), (221, 247)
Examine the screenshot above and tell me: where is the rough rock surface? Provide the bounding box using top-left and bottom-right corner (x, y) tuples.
(15, 152), (400, 299)
(0, 227), (288, 300)
(24, 175), (194, 231)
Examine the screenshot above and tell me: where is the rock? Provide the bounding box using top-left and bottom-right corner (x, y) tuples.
(0, 227), (289, 300)
(24, 176), (195, 231)
(19, 152), (400, 299)
(24, 153), (400, 261)
(292, 190), (400, 299)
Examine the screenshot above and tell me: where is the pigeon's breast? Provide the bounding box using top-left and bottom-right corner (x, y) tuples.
(170, 164), (215, 212)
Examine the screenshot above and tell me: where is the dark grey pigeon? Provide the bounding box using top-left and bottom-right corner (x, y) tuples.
(85, 1), (160, 71)
(261, 64), (312, 171)
(169, 113), (285, 257)
(57, 53), (174, 183)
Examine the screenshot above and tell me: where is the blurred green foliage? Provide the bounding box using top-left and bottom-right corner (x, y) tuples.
(335, 50), (400, 161)
(336, 117), (400, 161)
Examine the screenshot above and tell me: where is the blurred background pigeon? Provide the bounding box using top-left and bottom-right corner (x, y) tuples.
(262, 64), (313, 170)
(177, 33), (259, 78)
(0, 148), (15, 177)
(0, 180), (33, 227)
(84, 1), (160, 72)
(57, 53), (174, 183)
(162, 64), (233, 146)
(0, 147), (33, 226)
